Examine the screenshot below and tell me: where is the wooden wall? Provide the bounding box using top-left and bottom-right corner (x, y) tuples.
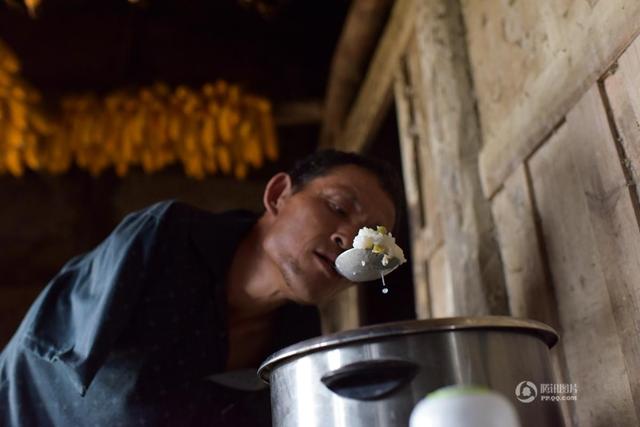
(323, 0), (504, 330)
(394, 1), (640, 425)
(465, 0), (640, 198)
(468, 1), (640, 424)
(312, 0), (640, 427)
(395, 0), (510, 320)
(320, 1), (640, 422)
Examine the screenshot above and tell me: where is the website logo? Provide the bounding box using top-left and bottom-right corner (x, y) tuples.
(515, 381), (538, 403)
(515, 380), (578, 403)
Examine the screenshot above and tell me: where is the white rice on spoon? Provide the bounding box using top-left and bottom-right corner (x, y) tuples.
(352, 226), (406, 267)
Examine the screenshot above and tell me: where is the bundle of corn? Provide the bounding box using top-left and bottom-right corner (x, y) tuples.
(0, 40), (55, 177)
(0, 38), (278, 179)
(56, 81), (278, 179)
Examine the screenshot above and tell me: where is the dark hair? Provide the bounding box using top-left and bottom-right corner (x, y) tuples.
(288, 149), (405, 230)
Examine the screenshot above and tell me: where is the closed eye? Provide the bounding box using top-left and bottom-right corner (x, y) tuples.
(328, 200), (348, 217)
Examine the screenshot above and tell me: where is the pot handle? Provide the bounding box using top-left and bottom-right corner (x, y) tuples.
(320, 359), (419, 400)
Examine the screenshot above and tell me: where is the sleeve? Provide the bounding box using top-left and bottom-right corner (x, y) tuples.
(19, 200), (180, 395)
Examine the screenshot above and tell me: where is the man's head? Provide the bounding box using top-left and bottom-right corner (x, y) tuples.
(260, 150), (403, 306)
(287, 150), (404, 232)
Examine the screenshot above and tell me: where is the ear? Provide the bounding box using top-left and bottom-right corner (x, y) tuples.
(263, 172), (293, 216)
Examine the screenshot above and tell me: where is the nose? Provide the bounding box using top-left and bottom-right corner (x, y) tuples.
(331, 232), (348, 250)
(331, 226), (358, 251)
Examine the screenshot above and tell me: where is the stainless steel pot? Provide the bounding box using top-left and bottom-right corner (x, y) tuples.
(258, 316), (564, 427)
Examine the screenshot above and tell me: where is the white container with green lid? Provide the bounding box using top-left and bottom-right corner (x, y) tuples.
(409, 385), (521, 427)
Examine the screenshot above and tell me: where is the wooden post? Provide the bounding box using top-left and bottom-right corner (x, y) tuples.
(394, 52), (432, 319)
(319, 0), (393, 148)
(394, 35), (445, 319)
(412, 0), (508, 315)
(329, 0), (418, 152)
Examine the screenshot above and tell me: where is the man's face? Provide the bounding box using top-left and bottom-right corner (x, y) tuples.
(262, 165), (396, 305)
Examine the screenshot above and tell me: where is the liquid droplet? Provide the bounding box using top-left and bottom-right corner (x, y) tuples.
(380, 272), (389, 295)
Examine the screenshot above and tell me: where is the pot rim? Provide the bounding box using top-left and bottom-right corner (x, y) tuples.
(257, 316), (558, 383)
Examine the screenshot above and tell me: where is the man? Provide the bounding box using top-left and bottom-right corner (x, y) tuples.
(0, 149), (402, 426)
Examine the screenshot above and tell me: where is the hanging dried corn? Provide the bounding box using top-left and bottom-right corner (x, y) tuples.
(0, 40), (279, 180)
(0, 39), (54, 177)
(54, 81), (278, 180)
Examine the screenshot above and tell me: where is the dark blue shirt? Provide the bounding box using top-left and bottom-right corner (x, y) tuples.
(0, 200), (320, 426)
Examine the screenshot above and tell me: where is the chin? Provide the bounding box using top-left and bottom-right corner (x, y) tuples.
(279, 263), (345, 305)
(285, 280), (327, 306)
(296, 283), (348, 307)
(287, 286), (320, 305)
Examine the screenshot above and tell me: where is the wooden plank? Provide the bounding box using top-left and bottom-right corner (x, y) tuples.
(428, 244), (453, 318)
(491, 164), (573, 425)
(565, 85), (640, 423)
(604, 35), (640, 207)
(405, 36), (443, 249)
(319, 0), (393, 147)
(413, 0), (508, 316)
(465, 0), (640, 196)
(604, 44), (640, 416)
(331, 0), (418, 152)
(394, 55), (431, 319)
(394, 55), (425, 244)
(491, 164), (559, 325)
(394, 35), (445, 320)
(412, 258), (430, 319)
(529, 115), (638, 425)
(411, 248), (431, 320)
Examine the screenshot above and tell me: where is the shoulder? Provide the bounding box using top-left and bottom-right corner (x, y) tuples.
(120, 201), (258, 252)
(116, 200), (203, 238)
(130, 200), (256, 226)
(131, 199), (191, 222)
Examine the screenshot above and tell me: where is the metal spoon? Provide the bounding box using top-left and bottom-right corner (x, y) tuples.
(335, 248), (402, 282)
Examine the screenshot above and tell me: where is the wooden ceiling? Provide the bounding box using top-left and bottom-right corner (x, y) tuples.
(0, 0), (348, 103)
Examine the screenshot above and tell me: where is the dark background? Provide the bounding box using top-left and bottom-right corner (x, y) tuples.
(0, 0), (414, 346)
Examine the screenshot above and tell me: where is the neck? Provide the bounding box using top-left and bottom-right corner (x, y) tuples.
(226, 215), (288, 323)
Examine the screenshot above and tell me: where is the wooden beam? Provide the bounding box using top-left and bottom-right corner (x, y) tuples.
(394, 55), (432, 319)
(319, 0), (393, 147)
(412, 0), (508, 315)
(462, 0), (640, 197)
(273, 100), (323, 126)
(328, 0), (417, 152)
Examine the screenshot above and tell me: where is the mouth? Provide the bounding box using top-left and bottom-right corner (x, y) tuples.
(314, 251), (340, 279)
